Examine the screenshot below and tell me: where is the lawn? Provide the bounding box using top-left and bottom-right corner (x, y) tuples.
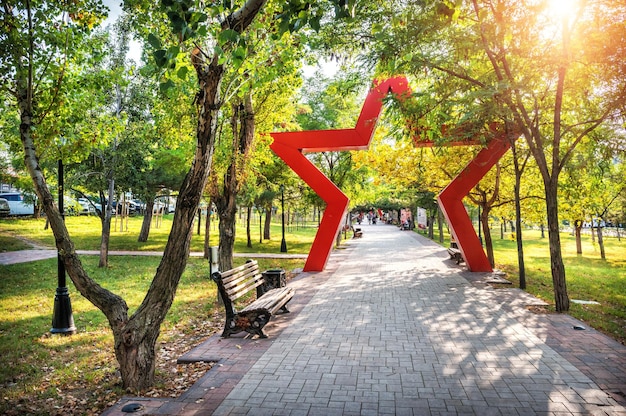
(0, 253), (307, 416)
(419, 226), (626, 344)
(491, 228), (626, 345)
(0, 216), (624, 415)
(0, 213), (318, 253)
(0, 215), (313, 415)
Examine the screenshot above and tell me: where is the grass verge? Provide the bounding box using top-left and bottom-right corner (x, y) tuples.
(419, 227), (626, 345)
(0, 254), (305, 416)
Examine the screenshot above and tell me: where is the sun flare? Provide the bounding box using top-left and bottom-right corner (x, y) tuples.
(545, 0), (580, 22)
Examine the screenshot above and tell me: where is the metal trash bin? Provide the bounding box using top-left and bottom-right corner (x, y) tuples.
(262, 269), (286, 292)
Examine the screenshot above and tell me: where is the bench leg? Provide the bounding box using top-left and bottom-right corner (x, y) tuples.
(221, 309), (271, 339)
(221, 317), (239, 338)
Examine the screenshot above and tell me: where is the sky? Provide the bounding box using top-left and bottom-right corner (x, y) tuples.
(101, 0), (142, 63)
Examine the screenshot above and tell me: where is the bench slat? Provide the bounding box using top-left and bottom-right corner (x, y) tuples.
(242, 287), (294, 314)
(228, 278), (264, 301)
(219, 261), (259, 279)
(223, 271), (262, 291)
(212, 259), (295, 338)
(222, 266), (261, 287)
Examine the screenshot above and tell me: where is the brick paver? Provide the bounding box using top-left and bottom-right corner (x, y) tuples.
(94, 224), (625, 415)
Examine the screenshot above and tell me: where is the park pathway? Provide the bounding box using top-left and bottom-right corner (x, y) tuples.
(100, 222), (626, 415)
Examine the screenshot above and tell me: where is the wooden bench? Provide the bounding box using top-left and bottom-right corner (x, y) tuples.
(447, 247), (464, 264)
(352, 226), (363, 238)
(211, 260), (295, 339)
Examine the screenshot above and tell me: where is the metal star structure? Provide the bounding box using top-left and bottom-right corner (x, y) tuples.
(269, 76), (512, 272)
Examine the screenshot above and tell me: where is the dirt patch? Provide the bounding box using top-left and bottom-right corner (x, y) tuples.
(2, 316), (220, 416)
(525, 305), (554, 314)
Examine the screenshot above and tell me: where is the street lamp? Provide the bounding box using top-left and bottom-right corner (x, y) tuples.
(280, 185), (287, 253)
(51, 158), (76, 335)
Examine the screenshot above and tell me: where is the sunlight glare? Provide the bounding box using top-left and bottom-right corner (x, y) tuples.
(545, 0), (579, 23)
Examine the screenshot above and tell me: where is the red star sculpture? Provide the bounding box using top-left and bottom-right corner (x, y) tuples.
(270, 76), (512, 272)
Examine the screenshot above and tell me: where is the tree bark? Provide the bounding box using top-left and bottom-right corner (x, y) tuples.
(213, 93), (255, 271)
(264, 204), (272, 240)
(437, 206), (444, 243)
(480, 207), (494, 268)
(545, 182), (569, 312)
(217, 205), (236, 272)
(246, 205), (252, 248)
(427, 211), (435, 239)
(204, 198), (212, 259)
(138, 198), (155, 242)
(574, 220), (583, 254)
(597, 226), (606, 260)
(512, 146), (527, 290)
(98, 179), (115, 268)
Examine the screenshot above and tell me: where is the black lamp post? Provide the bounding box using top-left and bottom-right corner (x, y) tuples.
(280, 185), (287, 252)
(51, 159), (76, 334)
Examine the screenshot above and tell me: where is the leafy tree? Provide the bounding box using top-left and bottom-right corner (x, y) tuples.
(296, 71), (371, 240)
(205, 14), (304, 270)
(2, 0), (280, 391)
(562, 126), (626, 259)
(359, 0), (626, 312)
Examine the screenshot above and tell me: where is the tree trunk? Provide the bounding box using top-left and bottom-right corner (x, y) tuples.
(213, 93), (255, 271)
(591, 225), (596, 243)
(264, 205), (272, 240)
(204, 199), (212, 259)
(17, 0), (267, 391)
(99, 181), (115, 268)
(597, 226), (606, 260)
(138, 199), (155, 242)
(481, 207), (495, 268)
(513, 166), (527, 289)
(217, 207), (236, 272)
(574, 220), (583, 254)
(196, 207), (202, 235)
(545, 183), (569, 312)
(437, 206), (444, 243)
(427, 212), (435, 239)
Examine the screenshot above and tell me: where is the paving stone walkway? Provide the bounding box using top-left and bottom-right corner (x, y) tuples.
(61, 224), (626, 415)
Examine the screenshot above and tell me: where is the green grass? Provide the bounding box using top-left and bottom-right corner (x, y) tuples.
(490, 229), (626, 344)
(0, 214), (318, 253)
(0, 235), (33, 252)
(0, 254), (306, 415)
(418, 226), (626, 344)
(0, 215), (312, 415)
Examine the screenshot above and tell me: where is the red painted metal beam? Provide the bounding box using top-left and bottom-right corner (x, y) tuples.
(437, 135), (512, 271)
(269, 75), (513, 273)
(270, 77), (409, 271)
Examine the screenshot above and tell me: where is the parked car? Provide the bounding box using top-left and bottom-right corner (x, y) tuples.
(0, 198), (10, 217)
(63, 196), (83, 216)
(154, 196), (176, 214)
(0, 192), (35, 216)
(111, 200), (137, 215)
(77, 198), (102, 215)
